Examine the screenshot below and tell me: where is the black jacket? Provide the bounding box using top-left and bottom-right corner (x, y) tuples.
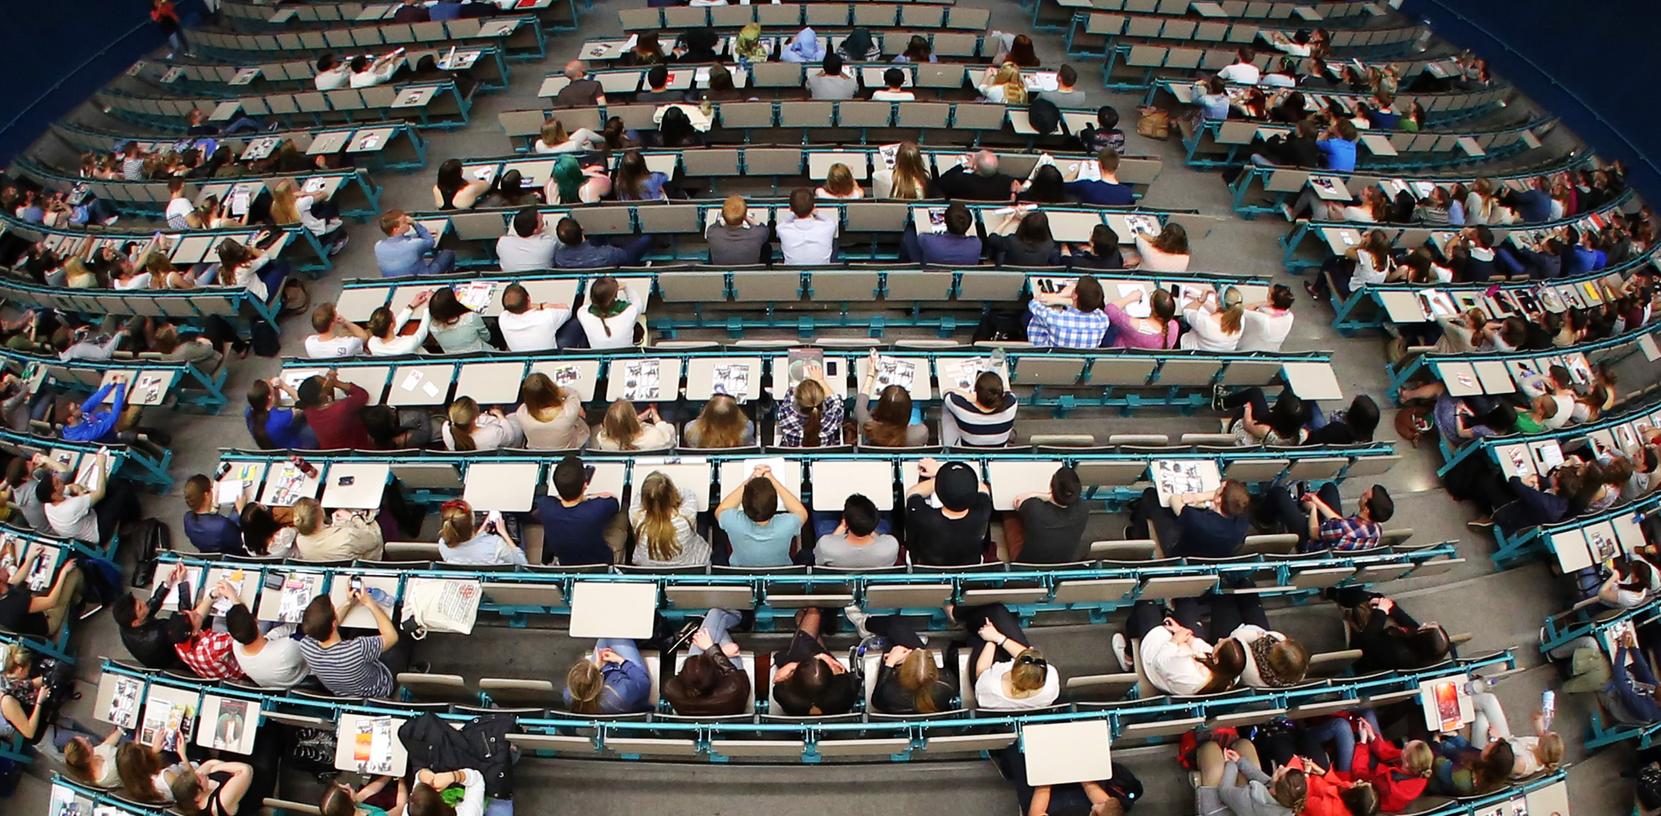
(400, 712), (517, 799)
(934, 165), (1016, 202)
(122, 585), (182, 670)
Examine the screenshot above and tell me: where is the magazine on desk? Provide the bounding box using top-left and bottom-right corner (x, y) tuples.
(105, 675), (143, 729)
(1149, 460), (1220, 505)
(1423, 678), (1464, 733)
(620, 360), (662, 401)
(710, 364), (751, 400)
(353, 716), (396, 775)
(872, 356), (917, 393)
(212, 699), (251, 752)
(277, 573), (320, 624)
(140, 700), (195, 753)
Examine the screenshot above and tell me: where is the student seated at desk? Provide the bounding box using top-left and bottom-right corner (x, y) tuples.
(391, 0), (428, 23)
(706, 195), (772, 266)
(935, 150), (1017, 202)
(856, 377), (928, 447)
(778, 188), (840, 265)
(900, 201), (983, 266)
(805, 54), (857, 101)
(905, 459), (993, 566)
(59, 375), (139, 446)
(629, 470), (710, 568)
(0, 545), (82, 641)
(349, 51), (405, 89)
(1017, 166), (1067, 205)
(273, 177), (348, 256)
(594, 399), (677, 451)
(1216, 385), (1306, 445)
(442, 396), (525, 452)
(437, 500), (526, 566)
(314, 54), (352, 91)
(771, 606), (856, 715)
(533, 119), (604, 154)
(515, 373), (587, 449)
(551, 60), (606, 108)
(535, 455), (621, 565)
(320, 777), (408, 816)
(434, 159), (490, 212)
(1328, 588), (1451, 674)
(955, 602), (1060, 709)
(663, 610), (751, 716)
(1079, 105), (1127, 156)
(182, 473), (244, 554)
(304, 305), (371, 360)
(683, 394), (756, 449)
(635, 65), (683, 105)
(978, 63), (1029, 105)
(1131, 222), (1190, 272)
(716, 464), (808, 567)
(1233, 284), (1296, 352)
(1178, 289), (1244, 351)
(225, 603), (307, 689)
(941, 371), (1018, 448)
(1066, 148), (1136, 206)
(298, 372), (372, 449)
(168, 580), (247, 681)
(777, 368), (844, 448)
(731, 25), (769, 65)
(550, 155), (611, 204)
(497, 207), (559, 273)
(812, 495), (899, 568)
(1317, 118), (1359, 174)
(497, 284), (572, 352)
(816, 163), (864, 200)
(215, 236), (284, 305)
(1261, 479), (1392, 553)
(292, 498), (385, 562)
(1103, 288), (1177, 350)
(1026, 275), (1110, 349)
(870, 68), (915, 102)
(365, 293), (435, 356)
(553, 219), (652, 271)
(988, 210), (1061, 266)
(845, 609), (956, 714)
(427, 288), (493, 354)
(574, 275), (644, 348)
(488, 169), (542, 209)
(1005, 466), (1089, 564)
(41, 449), (141, 546)
(375, 210), (457, 278)
(299, 590), (412, 700)
(1127, 479), (1251, 559)
(893, 35), (935, 65)
(1116, 601), (1242, 696)
(780, 26), (825, 64)
(114, 567), (186, 669)
(872, 141), (931, 200)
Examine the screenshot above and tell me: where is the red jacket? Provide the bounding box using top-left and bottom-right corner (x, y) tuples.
(1351, 741), (1428, 813)
(1289, 756), (1355, 816)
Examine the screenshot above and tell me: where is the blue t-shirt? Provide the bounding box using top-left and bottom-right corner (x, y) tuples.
(1317, 137), (1357, 172)
(245, 406), (316, 449)
(534, 495), (621, 566)
(1168, 507), (1248, 559)
(718, 508), (803, 567)
(1064, 180), (1135, 206)
(1365, 109), (1401, 130)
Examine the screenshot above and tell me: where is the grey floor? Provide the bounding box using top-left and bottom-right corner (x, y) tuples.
(11, 0), (1648, 812)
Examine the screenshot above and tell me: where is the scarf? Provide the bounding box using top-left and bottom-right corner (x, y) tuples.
(1249, 634), (1292, 687)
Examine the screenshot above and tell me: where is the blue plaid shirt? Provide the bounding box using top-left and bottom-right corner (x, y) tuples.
(1025, 299), (1110, 348)
(1317, 515), (1382, 551)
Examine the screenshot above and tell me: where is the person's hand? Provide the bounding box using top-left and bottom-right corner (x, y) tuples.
(34, 686), (49, 706)
(1373, 597), (1395, 613)
(1532, 712), (1547, 732)
(416, 769), (436, 787)
(818, 653), (848, 675)
(168, 562), (187, 585)
(884, 646), (913, 667)
(1625, 630), (1641, 649)
(599, 647), (625, 664)
(691, 630), (713, 651)
(721, 641), (740, 658)
(751, 464), (772, 479)
(1223, 747), (1241, 763)
(410, 290), (433, 307)
(214, 579), (236, 599)
(346, 586), (364, 606)
(978, 621), (1005, 645)
(918, 457), (940, 478)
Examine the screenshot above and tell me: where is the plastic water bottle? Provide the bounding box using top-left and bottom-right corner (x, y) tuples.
(1541, 690), (1555, 730)
(366, 587), (394, 608)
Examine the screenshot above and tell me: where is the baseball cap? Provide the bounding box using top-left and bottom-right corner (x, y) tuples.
(934, 462), (978, 511)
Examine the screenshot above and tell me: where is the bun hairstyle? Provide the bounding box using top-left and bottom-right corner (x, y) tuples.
(565, 659), (605, 714)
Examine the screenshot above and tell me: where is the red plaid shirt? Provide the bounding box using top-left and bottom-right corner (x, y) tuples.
(175, 631), (246, 681)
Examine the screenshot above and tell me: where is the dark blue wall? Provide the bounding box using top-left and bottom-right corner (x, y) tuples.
(1401, 0), (1661, 201)
(0, 1), (208, 164)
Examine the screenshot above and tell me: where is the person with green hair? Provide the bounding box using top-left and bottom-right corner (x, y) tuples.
(549, 155), (611, 205)
(733, 23), (770, 63)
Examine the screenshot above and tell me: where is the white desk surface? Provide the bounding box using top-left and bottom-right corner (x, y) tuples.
(568, 580), (659, 639)
(529, 359), (602, 402)
(987, 460), (1065, 511)
(335, 287), (392, 323)
(329, 572), (403, 630)
(93, 672), (145, 728)
(809, 460), (895, 512)
(386, 363), (456, 407)
(1281, 362), (1342, 401)
(454, 361), (530, 406)
(255, 570), (325, 624)
(630, 459), (713, 510)
(463, 462), (542, 512)
(716, 459), (804, 501)
(258, 462), (323, 508)
(321, 462), (391, 510)
(807, 151), (871, 181)
(1023, 719), (1112, 786)
(334, 713), (410, 776)
(557, 461), (627, 501)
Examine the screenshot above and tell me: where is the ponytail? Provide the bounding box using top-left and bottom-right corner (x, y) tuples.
(438, 500), (475, 547)
(447, 397), (480, 452)
(246, 381), (276, 449)
(794, 378), (827, 448)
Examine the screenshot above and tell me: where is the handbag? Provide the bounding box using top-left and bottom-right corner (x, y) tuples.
(1136, 107), (1171, 140)
(400, 577), (483, 639)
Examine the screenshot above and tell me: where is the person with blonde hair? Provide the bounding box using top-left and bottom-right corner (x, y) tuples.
(593, 399), (676, 451)
(441, 396), (525, 452)
(514, 372), (588, 449)
(977, 62), (1028, 104)
(563, 638), (651, 714)
(291, 497), (384, 561)
(870, 141), (930, 200)
(271, 178), (348, 254)
(816, 162), (865, 200)
(61, 727), (126, 787)
(683, 394), (756, 449)
(533, 119), (604, 154)
(954, 602), (1058, 709)
(1179, 289), (1245, 351)
(435, 499), (525, 566)
(844, 608), (957, 714)
(628, 471), (711, 567)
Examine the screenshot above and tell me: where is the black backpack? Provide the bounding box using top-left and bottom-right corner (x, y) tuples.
(128, 518), (173, 589)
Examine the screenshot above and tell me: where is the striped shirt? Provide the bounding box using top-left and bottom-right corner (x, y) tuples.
(299, 635), (392, 698)
(942, 392), (1018, 447)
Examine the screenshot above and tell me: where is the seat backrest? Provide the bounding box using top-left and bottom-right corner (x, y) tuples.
(657, 271), (728, 303)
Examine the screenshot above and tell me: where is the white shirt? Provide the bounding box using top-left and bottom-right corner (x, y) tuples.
(1237, 308), (1293, 352)
(1217, 62), (1262, 85)
(1180, 307), (1242, 352)
(576, 301), (643, 350)
(349, 62), (398, 88)
(1346, 251), (1392, 293)
(777, 210), (839, 265)
(973, 662), (1060, 710)
(165, 197), (194, 229)
(230, 254), (272, 301)
(45, 494), (100, 543)
(495, 233), (558, 273)
(367, 308), (432, 356)
(497, 307), (569, 352)
(1139, 624), (1214, 696)
(870, 90), (915, 101)
(441, 413), (525, 451)
(116, 272), (153, 291)
(314, 68), (350, 91)
(1261, 73), (1295, 88)
(453, 769), (486, 816)
(305, 334), (365, 359)
(232, 635), (309, 688)
(296, 194), (340, 236)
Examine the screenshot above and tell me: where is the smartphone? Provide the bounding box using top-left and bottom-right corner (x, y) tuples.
(583, 465), (596, 483)
(349, 575), (364, 593)
(338, 475), (355, 486)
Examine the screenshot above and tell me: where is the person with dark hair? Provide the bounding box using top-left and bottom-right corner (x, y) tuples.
(941, 370), (1018, 447)
(496, 207), (558, 273)
(812, 494), (899, 568)
(1068, 224), (1125, 270)
(902, 201), (983, 265)
(169, 759), (255, 816)
(224, 603), (305, 688)
(1080, 105), (1126, 155)
(904, 458), (993, 566)
(778, 187), (840, 264)
(662, 608), (750, 716)
(1007, 466), (1089, 564)
(871, 67), (914, 101)
(1237, 284), (1297, 351)
(771, 607), (856, 715)
(1331, 588), (1451, 673)
(988, 210), (1061, 266)
(1215, 385), (1307, 446)
(635, 65), (682, 103)
(1306, 395), (1381, 445)
(314, 54), (351, 91)
(409, 768), (485, 816)
(894, 35), (934, 65)
(1317, 118), (1360, 172)
(319, 777), (406, 816)
(297, 587), (412, 699)
(807, 53), (858, 100)
(1038, 64), (1086, 107)
(182, 474), (243, 554)
(673, 28), (723, 63)
(1117, 601), (1245, 695)
(244, 378), (315, 449)
(41, 448), (140, 545)
(298, 371), (372, 450)
(551, 217), (652, 268)
(1264, 481), (1393, 552)
(114, 564), (190, 669)
(536, 456), (623, 566)
(1104, 287), (1179, 350)
(427, 289), (492, 354)
(1026, 275), (1110, 348)
(716, 464), (809, 567)
(497, 283), (571, 352)
(168, 581), (246, 680)
(1128, 479), (1252, 559)
(657, 106), (702, 148)
(1017, 164), (1067, 204)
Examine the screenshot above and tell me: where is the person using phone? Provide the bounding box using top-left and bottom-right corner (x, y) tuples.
(298, 583), (414, 700)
